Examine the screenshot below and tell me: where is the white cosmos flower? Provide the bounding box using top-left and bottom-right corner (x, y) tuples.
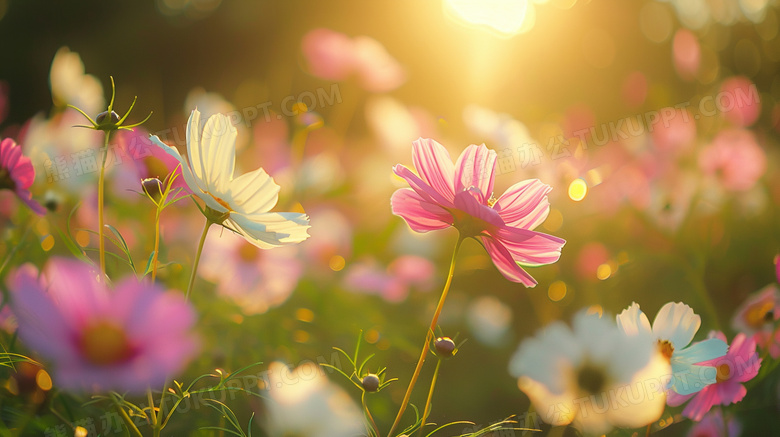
(617, 302), (728, 396)
(149, 109), (309, 248)
(509, 310), (668, 435)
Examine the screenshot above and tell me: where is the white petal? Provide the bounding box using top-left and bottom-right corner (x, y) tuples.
(199, 113), (236, 194)
(226, 212), (310, 249)
(616, 302), (652, 336)
(509, 321), (580, 395)
(652, 302), (700, 349)
(148, 134), (217, 208)
(186, 109), (205, 181)
(227, 167), (280, 215)
(673, 338), (728, 364)
(606, 352), (669, 429)
(517, 376), (577, 427)
(669, 363), (717, 395)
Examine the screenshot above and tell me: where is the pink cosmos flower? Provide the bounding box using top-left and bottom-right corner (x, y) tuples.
(0, 138), (45, 215)
(9, 258), (198, 393)
(687, 409), (741, 437)
(199, 227), (303, 315)
(301, 28), (405, 93)
(391, 138), (565, 286)
(668, 332), (761, 421)
(698, 129), (766, 192)
(343, 255), (435, 302)
(731, 284), (780, 358)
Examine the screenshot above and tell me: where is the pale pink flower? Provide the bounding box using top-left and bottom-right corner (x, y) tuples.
(9, 258), (198, 393)
(698, 129), (766, 192)
(687, 409), (741, 437)
(731, 284), (780, 358)
(673, 29), (701, 80)
(720, 76), (760, 127)
(301, 28), (405, 92)
(343, 255), (435, 302)
(199, 227), (302, 315)
(391, 138), (564, 286)
(668, 332), (760, 420)
(0, 138), (45, 215)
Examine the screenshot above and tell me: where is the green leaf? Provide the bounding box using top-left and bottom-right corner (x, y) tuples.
(105, 224), (135, 272)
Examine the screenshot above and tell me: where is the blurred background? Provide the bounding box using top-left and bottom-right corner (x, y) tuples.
(1, 0), (779, 435)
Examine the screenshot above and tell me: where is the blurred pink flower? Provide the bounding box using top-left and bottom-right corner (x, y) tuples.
(0, 138), (45, 215)
(698, 129), (766, 192)
(668, 332), (761, 421)
(720, 77), (761, 127)
(651, 108), (696, 156)
(199, 227), (303, 315)
(673, 29), (700, 80)
(687, 409), (741, 437)
(391, 138), (564, 286)
(731, 284), (780, 358)
(343, 255), (435, 303)
(301, 28), (405, 92)
(9, 258), (198, 393)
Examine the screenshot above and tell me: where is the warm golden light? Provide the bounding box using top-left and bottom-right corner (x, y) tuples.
(547, 280), (567, 302)
(444, 0), (530, 36)
(568, 178), (588, 201)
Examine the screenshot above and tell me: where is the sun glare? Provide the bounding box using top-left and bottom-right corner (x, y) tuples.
(444, 0), (530, 36)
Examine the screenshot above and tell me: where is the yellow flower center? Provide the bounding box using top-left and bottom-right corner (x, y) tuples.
(577, 364), (606, 395)
(207, 192), (233, 211)
(79, 321), (134, 366)
(744, 300), (774, 328)
(715, 363), (731, 383)
(238, 242), (261, 262)
(658, 340), (674, 361)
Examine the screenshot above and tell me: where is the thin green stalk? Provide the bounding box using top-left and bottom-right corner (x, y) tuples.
(112, 397), (143, 437)
(418, 359), (442, 437)
(147, 388), (157, 428)
(151, 208), (162, 281)
(387, 236), (463, 437)
(362, 391), (380, 437)
(0, 220), (34, 278)
(153, 380), (169, 437)
(97, 131), (111, 276)
(186, 218), (211, 301)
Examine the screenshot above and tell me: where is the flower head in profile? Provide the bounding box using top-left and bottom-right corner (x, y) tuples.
(668, 332), (761, 421)
(509, 310), (668, 435)
(391, 138), (564, 286)
(9, 258), (198, 393)
(617, 302), (728, 396)
(0, 138), (45, 215)
(150, 109), (309, 248)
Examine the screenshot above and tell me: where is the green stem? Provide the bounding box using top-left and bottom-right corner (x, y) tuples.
(0, 219), (35, 278)
(387, 236), (463, 437)
(147, 388), (157, 428)
(418, 359), (442, 437)
(362, 391), (380, 437)
(112, 397), (143, 437)
(153, 380), (169, 437)
(151, 208), (161, 281)
(186, 218), (211, 301)
(97, 131), (111, 277)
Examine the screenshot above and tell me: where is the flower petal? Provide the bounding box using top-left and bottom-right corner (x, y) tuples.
(453, 188), (504, 227)
(390, 188), (452, 232)
(9, 267), (76, 361)
(681, 386), (719, 421)
(481, 236), (537, 286)
(675, 338), (729, 364)
(393, 164), (453, 208)
(226, 212), (310, 249)
(454, 144), (496, 199)
(493, 225), (565, 266)
(652, 302), (700, 349)
(227, 167), (280, 215)
(494, 179), (552, 230)
(199, 113), (237, 194)
(616, 302), (653, 336)
(411, 138), (455, 202)
(186, 109), (205, 181)
(149, 134), (225, 212)
(670, 363), (717, 395)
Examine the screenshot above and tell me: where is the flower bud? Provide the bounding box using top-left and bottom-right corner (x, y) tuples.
(96, 110), (120, 127)
(142, 178), (164, 203)
(434, 337), (456, 357)
(361, 373), (380, 392)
